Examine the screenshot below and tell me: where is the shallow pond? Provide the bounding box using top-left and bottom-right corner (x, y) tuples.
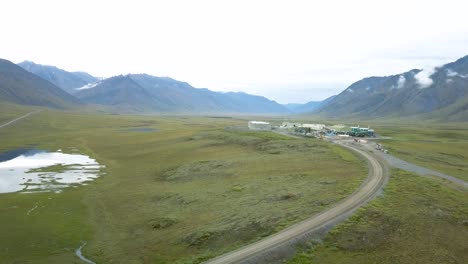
(0, 149), (105, 193)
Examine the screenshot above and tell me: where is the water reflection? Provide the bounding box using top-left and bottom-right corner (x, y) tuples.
(0, 150), (104, 193)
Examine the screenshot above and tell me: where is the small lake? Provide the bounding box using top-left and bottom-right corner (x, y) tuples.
(0, 149), (105, 194)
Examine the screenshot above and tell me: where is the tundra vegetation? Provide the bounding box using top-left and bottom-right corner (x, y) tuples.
(375, 123), (468, 182)
(288, 121), (468, 264)
(0, 109), (367, 263)
(288, 169), (468, 264)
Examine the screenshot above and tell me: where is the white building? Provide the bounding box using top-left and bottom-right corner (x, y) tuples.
(301, 123), (325, 131)
(248, 121), (272, 131)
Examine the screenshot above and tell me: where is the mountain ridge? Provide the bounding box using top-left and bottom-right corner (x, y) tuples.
(14, 60), (290, 114)
(11, 55), (468, 119)
(75, 73), (290, 114)
(285, 95), (337, 113)
(0, 59), (81, 108)
(316, 55), (468, 121)
(17, 61), (98, 93)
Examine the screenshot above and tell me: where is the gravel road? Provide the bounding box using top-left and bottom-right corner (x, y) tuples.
(204, 140), (388, 264)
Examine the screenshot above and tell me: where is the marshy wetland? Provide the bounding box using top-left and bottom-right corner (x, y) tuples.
(0, 149), (104, 193)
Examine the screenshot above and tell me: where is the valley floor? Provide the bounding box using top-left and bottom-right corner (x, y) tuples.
(1, 109), (467, 264)
(0, 109), (366, 263)
(287, 122), (468, 264)
(288, 169), (468, 264)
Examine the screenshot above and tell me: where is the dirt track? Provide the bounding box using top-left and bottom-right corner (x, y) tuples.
(0, 111), (39, 129)
(205, 141), (388, 264)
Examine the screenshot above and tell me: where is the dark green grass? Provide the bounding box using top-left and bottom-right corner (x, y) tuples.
(288, 169), (468, 264)
(0, 189), (93, 263)
(0, 109), (367, 263)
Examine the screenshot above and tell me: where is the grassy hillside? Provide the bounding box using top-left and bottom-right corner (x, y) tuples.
(288, 169), (468, 264)
(316, 55), (468, 121)
(0, 110), (366, 263)
(420, 96), (468, 121)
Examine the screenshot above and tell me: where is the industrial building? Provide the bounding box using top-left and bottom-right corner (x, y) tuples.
(249, 121), (376, 138)
(350, 126), (375, 137)
(248, 121), (272, 131)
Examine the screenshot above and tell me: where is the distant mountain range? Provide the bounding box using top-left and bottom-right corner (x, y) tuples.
(0, 59), (80, 108)
(3, 59), (290, 114)
(75, 74), (289, 114)
(18, 61), (99, 94)
(284, 95), (336, 113)
(314, 55), (468, 121)
(5, 55), (468, 120)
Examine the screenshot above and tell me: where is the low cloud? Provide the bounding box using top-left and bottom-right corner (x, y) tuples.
(396, 75), (406, 89)
(446, 69), (458, 77)
(445, 68), (468, 78)
(414, 67), (436, 88)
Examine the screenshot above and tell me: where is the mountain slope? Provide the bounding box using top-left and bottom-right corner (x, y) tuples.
(418, 92), (468, 121)
(72, 71), (99, 84)
(0, 59), (81, 108)
(131, 74), (289, 114)
(129, 74), (219, 112)
(283, 103), (303, 111)
(75, 75), (167, 112)
(217, 91), (289, 114)
(291, 101), (322, 112)
(284, 95), (337, 113)
(18, 61), (98, 93)
(317, 55), (468, 120)
(76, 73), (289, 114)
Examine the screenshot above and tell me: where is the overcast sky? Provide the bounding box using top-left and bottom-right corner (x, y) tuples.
(1, 0), (468, 103)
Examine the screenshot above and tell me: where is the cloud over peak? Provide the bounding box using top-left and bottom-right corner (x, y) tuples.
(446, 68), (468, 78)
(396, 75), (406, 89)
(446, 69), (458, 77)
(414, 67), (436, 88)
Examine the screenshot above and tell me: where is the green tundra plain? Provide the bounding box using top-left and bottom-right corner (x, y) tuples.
(375, 123), (468, 182)
(0, 109), (367, 263)
(289, 169), (468, 264)
(1, 109), (467, 264)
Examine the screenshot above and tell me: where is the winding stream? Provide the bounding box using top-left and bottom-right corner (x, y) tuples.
(75, 242), (96, 264)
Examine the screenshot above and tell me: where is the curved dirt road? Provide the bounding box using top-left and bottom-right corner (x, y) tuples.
(205, 141), (387, 264)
